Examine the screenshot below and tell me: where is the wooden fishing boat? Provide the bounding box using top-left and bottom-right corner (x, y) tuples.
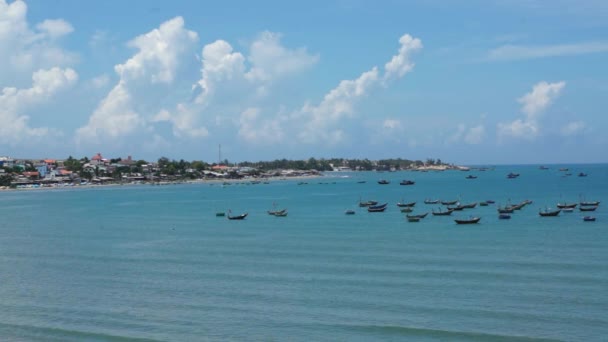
(274, 211), (288, 217)
(215, 212), (226, 217)
(399, 180), (415, 185)
(441, 200), (458, 205)
(580, 201), (600, 206)
(539, 209), (561, 217)
(345, 209), (356, 215)
(459, 202), (477, 209)
(556, 203), (577, 209)
(368, 203), (388, 212)
(407, 217), (420, 222)
(424, 199), (439, 204)
(378, 180), (390, 185)
(432, 208), (454, 216)
(406, 213), (428, 219)
(583, 216), (596, 222)
(455, 217), (481, 224)
(396, 201), (416, 207)
(268, 208), (287, 216)
(227, 212), (248, 220)
(400, 207), (413, 213)
(579, 206), (598, 212)
(497, 207), (514, 214)
(465, 175), (477, 179)
(479, 201), (489, 206)
(498, 214), (511, 219)
(359, 200), (378, 207)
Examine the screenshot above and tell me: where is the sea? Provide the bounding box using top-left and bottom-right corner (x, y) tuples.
(0, 164), (606, 341)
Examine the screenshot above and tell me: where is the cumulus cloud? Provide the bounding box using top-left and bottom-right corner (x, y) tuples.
(245, 31), (319, 83)
(36, 19), (73, 39)
(498, 81), (565, 140)
(76, 16), (199, 144)
(448, 123), (486, 145)
(298, 33), (422, 144)
(0, 67), (77, 144)
(384, 34), (423, 81)
(0, 0), (77, 83)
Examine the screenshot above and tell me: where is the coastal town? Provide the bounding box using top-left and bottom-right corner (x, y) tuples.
(0, 153), (458, 190)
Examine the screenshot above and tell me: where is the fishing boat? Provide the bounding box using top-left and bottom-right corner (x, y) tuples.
(486, 200), (496, 204)
(368, 203), (388, 212)
(479, 201), (489, 206)
(447, 205), (464, 211)
(454, 217), (481, 224)
(578, 172), (588, 177)
(407, 217), (420, 222)
(562, 207), (574, 213)
(268, 208), (287, 216)
(579, 206), (598, 212)
(441, 200), (459, 205)
(396, 201), (416, 207)
(356, 181), (366, 184)
(432, 208), (454, 216)
(465, 175), (477, 179)
(497, 206), (514, 214)
(507, 172), (520, 179)
(274, 211), (288, 217)
(539, 208), (561, 217)
(400, 207), (414, 213)
(559, 168), (569, 172)
(539, 166), (549, 170)
(583, 216), (596, 222)
(359, 200), (378, 207)
(227, 212), (248, 220)
(378, 180), (390, 185)
(580, 200), (600, 206)
(399, 180), (415, 185)
(556, 203), (577, 209)
(406, 213), (428, 219)
(215, 212), (226, 217)
(459, 202), (478, 209)
(424, 199), (439, 204)
(345, 209), (356, 215)
(498, 214), (511, 219)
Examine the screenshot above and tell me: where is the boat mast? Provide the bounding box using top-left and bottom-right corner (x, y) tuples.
(218, 144), (221, 165)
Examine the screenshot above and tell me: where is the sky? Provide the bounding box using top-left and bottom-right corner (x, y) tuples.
(1, 0), (608, 165)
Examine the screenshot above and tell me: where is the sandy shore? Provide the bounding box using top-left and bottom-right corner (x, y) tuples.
(0, 174), (323, 192)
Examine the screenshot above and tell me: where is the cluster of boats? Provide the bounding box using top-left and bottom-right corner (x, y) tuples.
(353, 197), (601, 223)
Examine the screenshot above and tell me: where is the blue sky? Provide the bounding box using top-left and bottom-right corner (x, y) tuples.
(1, 0), (608, 165)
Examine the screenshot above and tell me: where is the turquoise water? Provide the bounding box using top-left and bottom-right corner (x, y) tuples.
(1, 165), (607, 341)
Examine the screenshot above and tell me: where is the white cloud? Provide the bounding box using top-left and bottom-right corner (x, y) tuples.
(498, 81), (565, 140)
(488, 41), (608, 61)
(0, 0), (77, 83)
(297, 33), (422, 145)
(383, 118), (402, 130)
(384, 34), (423, 81)
(0, 67), (77, 144)
(561, 121), (586, 136)
(76, 16), (199, 145)
(518, 81), (565, 118)
(36, 19), (73, 39)
(245, 31), (319, 83)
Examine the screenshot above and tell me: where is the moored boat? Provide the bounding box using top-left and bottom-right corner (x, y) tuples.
(345, 209), (356, 215)
(407, 217), (420, 222)
(578, 172), (588, 177)
(507, 172), (520, 179)
(396, 201), (416, 207)
(579, 206), (598, 212)
(479, 201), (488, 206)
(465, 175), (477, 179)
(432, 208), (454, 216)
(498, 214), (511, 219)
(399, 180), (415, 185)
(455, 217), (481, 224)
(424, 199), (439, 204)
(583, 216), (596, 222)
(227, 212), (248, 220)
(406, 213), (428, 219)
(580, 201), (600, 206)
(378, 180), (390, 185)
(497, 207), (514, 214)
(368, 203), (388, 212)
(441, 200), (459, 205)
(562, 207), (574, 213)
(539, 208), (560, 217)
(556, 203), (577, 209)
(359, 200), (378, 207)
(216, 212), (226, 217)
(400, 207), (414, 213)
(268, 208), (287, 216)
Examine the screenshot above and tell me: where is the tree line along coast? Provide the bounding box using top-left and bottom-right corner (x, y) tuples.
(0, 154), (456, 189)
